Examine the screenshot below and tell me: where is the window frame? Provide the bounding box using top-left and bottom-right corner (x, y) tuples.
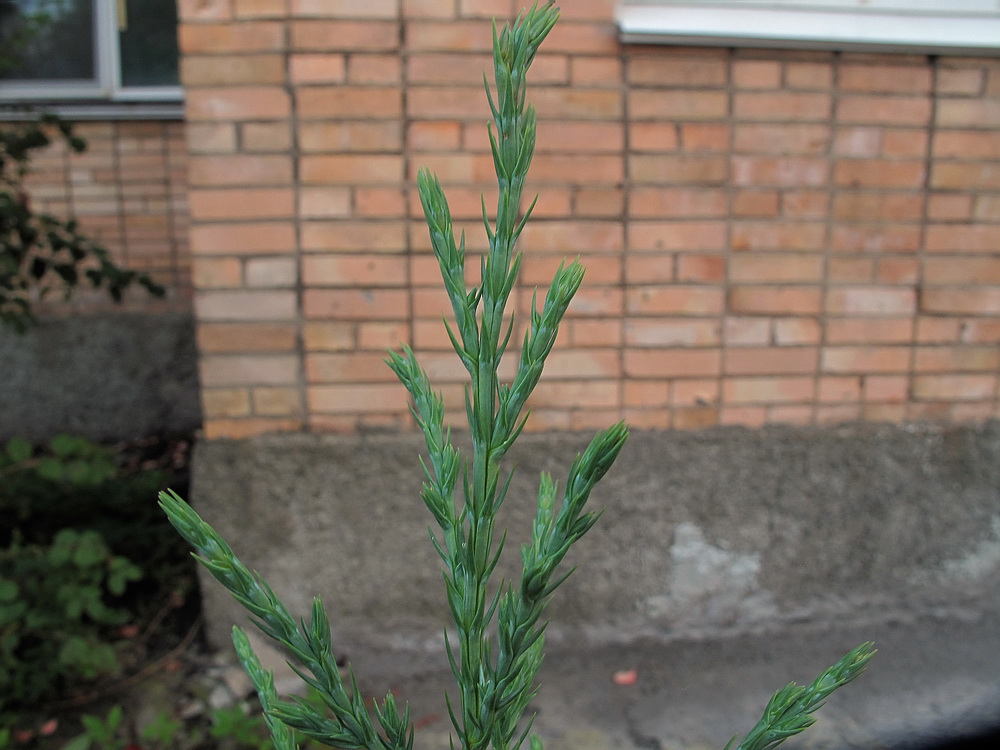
(616, 0), (1000, 56)
(0, 0), (182, 105)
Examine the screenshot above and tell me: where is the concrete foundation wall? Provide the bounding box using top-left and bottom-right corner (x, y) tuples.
(0, 312), (202, 442)
(190, 421), (1000, 653)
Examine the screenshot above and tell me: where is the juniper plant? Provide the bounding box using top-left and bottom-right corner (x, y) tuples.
(159, 4), (873, 750)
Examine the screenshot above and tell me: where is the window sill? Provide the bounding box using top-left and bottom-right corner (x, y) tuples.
(0, 100), (184, 121)
(616, 2), (1000, 56)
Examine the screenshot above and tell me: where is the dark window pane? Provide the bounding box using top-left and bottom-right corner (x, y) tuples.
(0, 0), (95, 81)
(118, 0), (179, 87)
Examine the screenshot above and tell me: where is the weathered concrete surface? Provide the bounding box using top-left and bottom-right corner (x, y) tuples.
(0, 312), (201, 442)
(190, 422), (1000, 748)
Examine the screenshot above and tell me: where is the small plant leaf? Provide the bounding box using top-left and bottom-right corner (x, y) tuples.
(4, 436), (31, 463)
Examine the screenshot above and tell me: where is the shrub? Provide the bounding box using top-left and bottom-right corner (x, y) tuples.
(161, 5), (874, 750)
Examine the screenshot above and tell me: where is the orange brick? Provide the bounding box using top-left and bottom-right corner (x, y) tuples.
(834, 127), (881, 158)
(203, 388), (252, 418)
(303, 254), (407, 286)
(406, 20), (494, 51)
(292, 20), (399, 51)
(931, 162), (1000, 191)
(825, 287), (915, 316)
(571, 57), (622, 86)
(182, 54), (285, 85)
(676, 254), (725, 283)
(543, 21), (617, 54)
(627, 54), (727, 87)
(301, 221), (406, 252)
(734, 91), (831, 121)
(821, 346), (910, 374)
(625, 318), (719, 347)
(531, 87), (623, 120)
(925, 224), (1000, 254)
(723, 377), (815, 405)
(912, 375), (997, 401)
(299, 187), (352, 219)
(630, 90), (727, 121)
(679, 123), (730, 152)
(733, 59), (781, 89)
(839, 64), (931, 93)
(731, 156), (827, 187)
(773, 318), (821, 345)
(729, 286), (822, 316)
(625, 349), (721, 379)
(730, 254), (823, 284)
(184, 123), (237, 153)
(198, 323), (299, 353)
(726, 347), (818, 375)
(186, 86), (291, 120)
(179, 22), (284, 53)
(631, 188), (727, 218)
(196, 290), (297, 320)
(303, 321), (355, 350)
(535, 121), (624, 153)
(882, 129), (928, 158)
(252, 387), (302, 416)
(290, 54), (347, 84)
(355, 187), (407, 218)
(246, 257), (297, 287)
(190, 222), (296, 255)
(358, 321), (410, 349)
(200, 354), (300, 386)
(307, 353), (398, 383)
(293, 0), (397, 17)
(784, 61), (833, 90)
(188, 155), (292, 186)
(924, 257), (1000, 285)
(190, 188), (295, 221)
(627, 122), (678, 152)
(301, 155), (404, 184)
(241, 122), (294, 152)
(298, 87), (402, 118)
(193, 257), (243, 288)
(936, 67), (985, 96)
(234, 0), (286, 18)
(308, 383), (408, 413)
(833, 193), (923, 221)
(530, 380), (619, 409)
(915, 346), (1000, 373)
(839, 95), (931, 126)
(864, 375), (908, 402)
(345, 54), (402, 84)
(827, 318), (913, 344)
(298, 121), (403, 152)
(178, 0), (232, 21)
(627, 286), (724, 316)
(936, 98), (1000, 128)
(733, 123), (829, 155)
(731, 221), (825, 252)
(304, 289), (409, 319)
(407, 120), (462, 151)
(831, 224), (921, 254)
(835, 159), (924, 189)
(630, 154), (727, 185)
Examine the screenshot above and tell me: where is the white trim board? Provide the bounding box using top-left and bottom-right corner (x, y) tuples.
(616, 2), (1000, 55)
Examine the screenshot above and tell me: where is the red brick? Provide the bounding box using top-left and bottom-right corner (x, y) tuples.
(308, 383), (409, 413)
(303, 321), (355, 351)
(833, 193), (923, 221)
(773, 318), (821, 345)
(191, 222), (297, 255)
(921, 288), (1000, 315)
(188, 155), (292, 186)
(246, 257), (296, 287)
(301, 221), (406, 252)
(252, 387), (302, 417)
(733, 190), (780, 217)
(571, 57), (622, 86)
(731, 156), (827, 187)
(936, 99), (1000, 128)
(299, 187), (352, 219)
(936, 67), (985, 96)
(534, 122), (625, 153)
(178, 0), (232, 21)
(931, 162), (1000, 191)
(821, 346), (910, 374)
(630, 221), (727, 252)
(203, 388), (251, 418)
(831, 224), (921, 254)
(835, 160), (925, 189)
(923, 257), (1000, 284)
(626, 121), (680, 151)
(826, 287), (915, 316)
(307, 352), (398, 383)
(190, 188), (296, 220)
(186, 86), (291, 120)
(731, 222), (825, 252)
(193, 257), (243, 288)
(201, 353), (299, 387)
(203, 417), (304, 439)
(630, 154), (728, 185)
(725, 317), (770, 346)
(196, 290), (297, 320)
(678, 123), (730, 152)
(914, 346), (1000, 373)
(784, 61), (833, 90)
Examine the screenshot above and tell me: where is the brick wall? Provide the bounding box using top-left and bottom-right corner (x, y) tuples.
(12, 120), (192, 314)
(178, 0), (1000, 439)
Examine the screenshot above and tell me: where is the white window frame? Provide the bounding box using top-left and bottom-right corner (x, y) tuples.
(616, 0), (1000, 56)
(0, 0), (182, 105)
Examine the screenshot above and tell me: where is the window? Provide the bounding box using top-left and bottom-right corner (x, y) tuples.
(0, 0), (181, 104)
(616, 0), (1000, 55)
